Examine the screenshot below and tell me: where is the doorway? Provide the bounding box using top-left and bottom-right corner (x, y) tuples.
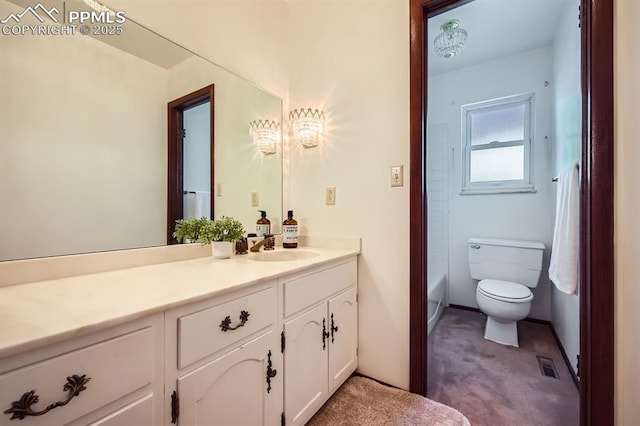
(167, 85), (215, 244)
(409, 0), (614, 424)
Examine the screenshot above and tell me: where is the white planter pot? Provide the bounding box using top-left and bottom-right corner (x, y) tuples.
(212, 241), (233, 259)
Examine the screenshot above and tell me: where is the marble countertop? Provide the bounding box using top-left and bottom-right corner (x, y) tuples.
(0, 245), (359, 358)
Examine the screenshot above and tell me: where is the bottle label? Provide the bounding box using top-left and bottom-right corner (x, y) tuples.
(283, 225), (298, 243)
(256, 224), (270, 236)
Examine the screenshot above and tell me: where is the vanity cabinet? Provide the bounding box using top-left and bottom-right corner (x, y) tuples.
(0, 315), (164, 426)
(0, 253), (358, 426)
(165, 281), (282, 426)
(281, 259), (358, 426)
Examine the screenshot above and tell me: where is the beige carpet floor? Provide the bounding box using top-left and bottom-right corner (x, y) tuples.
(307, 376), (470, 426)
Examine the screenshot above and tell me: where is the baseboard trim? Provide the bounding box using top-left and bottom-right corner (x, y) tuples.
(352, 372), (402, 391)
(549, 324), (580, 390)
(448, 304), (481, 313)
(447, 305), (580, 390)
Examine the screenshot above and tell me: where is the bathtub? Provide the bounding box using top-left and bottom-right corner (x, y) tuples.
(427, 274), (446, 336)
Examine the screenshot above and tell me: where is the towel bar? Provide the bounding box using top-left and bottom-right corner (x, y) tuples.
(552, 163), (580, 182)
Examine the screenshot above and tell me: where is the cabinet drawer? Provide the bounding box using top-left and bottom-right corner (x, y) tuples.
(283, 260), (357, 317)
(178, 286), (276, 369)
(0, 328), (154, 426)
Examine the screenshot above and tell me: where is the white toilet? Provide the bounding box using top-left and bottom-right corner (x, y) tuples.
(468, 237), (545, 347)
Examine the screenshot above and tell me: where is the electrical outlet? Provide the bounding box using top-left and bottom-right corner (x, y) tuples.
(216, 183), (223, 196)
(251, 192), (259, 207)
(391, 165), (404, 187)
(325, 186), (336, 205)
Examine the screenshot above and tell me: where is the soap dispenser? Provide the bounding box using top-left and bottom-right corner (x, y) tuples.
(282, 210), (298, 249)
(256, 210), (270, 236)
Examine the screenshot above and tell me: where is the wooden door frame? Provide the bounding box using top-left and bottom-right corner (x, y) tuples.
(408, 1), (614, 424)
(167, 85), (215, 244)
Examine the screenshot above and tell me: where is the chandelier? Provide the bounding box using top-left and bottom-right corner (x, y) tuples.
(434, 19), (468, 59)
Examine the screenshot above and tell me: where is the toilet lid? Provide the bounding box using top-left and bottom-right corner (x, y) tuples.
(478, 279), (533, 302)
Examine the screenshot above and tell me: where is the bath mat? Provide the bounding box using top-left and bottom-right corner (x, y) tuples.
(306, 376), (470, 426)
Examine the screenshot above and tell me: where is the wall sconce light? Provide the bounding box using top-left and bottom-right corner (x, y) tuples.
(289, 108), (324, 148)
(249, 120), (280, 155)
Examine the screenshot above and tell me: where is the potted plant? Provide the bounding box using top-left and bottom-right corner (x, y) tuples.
(172, 217), (210, 243)
(203, 216), (246, 259)
(173, 216), (245, 259)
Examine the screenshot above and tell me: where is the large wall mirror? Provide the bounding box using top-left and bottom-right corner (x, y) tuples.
(0, 0), (283, 262)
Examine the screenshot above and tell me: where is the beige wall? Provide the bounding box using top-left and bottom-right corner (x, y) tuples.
(615, 0), (640, 423)
(288, 0), (410, 389)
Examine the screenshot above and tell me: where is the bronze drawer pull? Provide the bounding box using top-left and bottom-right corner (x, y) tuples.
(220, 310), (250, 332)
(266, 350), (277, 393)
(331, 313), (339, 343)
(3, 374), (90, 420)
(322, 318), (330, 350)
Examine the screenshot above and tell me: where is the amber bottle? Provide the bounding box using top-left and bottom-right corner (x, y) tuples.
(282, 210), (298, 249)
(256, 210), (271, 236)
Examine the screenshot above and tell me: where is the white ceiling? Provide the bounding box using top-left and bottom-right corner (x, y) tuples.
(428, 0), (577, 76)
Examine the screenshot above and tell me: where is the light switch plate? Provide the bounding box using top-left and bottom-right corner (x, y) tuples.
(391, 165), (404, 187)
(325, 186), (336, 205)
(251, 192), (259, 206)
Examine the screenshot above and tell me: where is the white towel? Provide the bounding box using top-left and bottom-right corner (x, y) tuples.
(549, 163), (580, 294)
(183, 191), (211, 219)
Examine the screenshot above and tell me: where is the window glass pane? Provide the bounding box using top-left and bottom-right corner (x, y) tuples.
(470, 145), (524, 182)
(470, 104), (525, 146)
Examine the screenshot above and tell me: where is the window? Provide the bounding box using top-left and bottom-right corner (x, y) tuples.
(461, 94), (535, 194)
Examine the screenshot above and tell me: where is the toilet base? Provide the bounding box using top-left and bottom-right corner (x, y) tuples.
(484, 316), (519, 347)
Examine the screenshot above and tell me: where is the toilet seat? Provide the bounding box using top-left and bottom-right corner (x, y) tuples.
(478, 279), (533, 303)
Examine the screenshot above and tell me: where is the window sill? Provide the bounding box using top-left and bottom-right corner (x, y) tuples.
(459, 187), (537, 195)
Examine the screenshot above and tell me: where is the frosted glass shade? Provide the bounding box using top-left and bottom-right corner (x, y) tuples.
(249, 120), (279, 155)
(289, 108), (324, 148)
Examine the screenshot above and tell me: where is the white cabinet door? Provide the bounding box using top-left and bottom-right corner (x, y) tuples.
(283, 304), (328, 426)
(177, 331), (281, 426)
(328, 288), (358, 394)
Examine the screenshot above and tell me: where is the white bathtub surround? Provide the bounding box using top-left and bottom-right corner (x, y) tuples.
(0, 238), (360, 358)
(427, 124), (450, 283)
(549, 163), (580, 295)
(427, 124), (450, 337)
(428, 274), (447, 335)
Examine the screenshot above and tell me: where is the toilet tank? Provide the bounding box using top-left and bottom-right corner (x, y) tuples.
(468, 237), (545, 288)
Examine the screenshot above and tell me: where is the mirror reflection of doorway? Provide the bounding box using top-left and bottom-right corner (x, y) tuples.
(183, 102), (211, 220)
(167, 85), (215, 244)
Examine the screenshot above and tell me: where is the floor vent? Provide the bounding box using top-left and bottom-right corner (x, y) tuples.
(537, 356), (559, 379)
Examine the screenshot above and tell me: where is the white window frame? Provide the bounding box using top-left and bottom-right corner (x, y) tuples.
(460, 93), (535, 195)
